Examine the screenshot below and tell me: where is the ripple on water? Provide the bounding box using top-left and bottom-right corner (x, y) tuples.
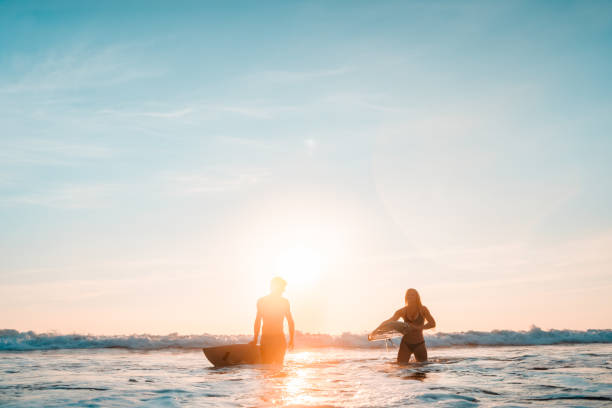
(417, 392), (480, 408)
(153, 388), (189, 394)
(1, 384), (109, 392)
(526, 393), (612, 402)
(1, 344), (610, 407)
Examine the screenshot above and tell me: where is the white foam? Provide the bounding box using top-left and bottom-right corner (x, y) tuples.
(1, 327), (610, 351)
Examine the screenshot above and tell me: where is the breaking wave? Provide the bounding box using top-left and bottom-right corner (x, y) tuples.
(1, 327), (610, 351)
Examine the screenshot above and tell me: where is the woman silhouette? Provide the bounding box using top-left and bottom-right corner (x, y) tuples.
(384, 288), (436, 363)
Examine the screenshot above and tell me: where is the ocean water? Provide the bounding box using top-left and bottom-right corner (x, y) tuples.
(1, 329), (611, 407)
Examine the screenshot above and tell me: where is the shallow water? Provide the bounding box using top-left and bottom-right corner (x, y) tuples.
(1, 344), (611, 407)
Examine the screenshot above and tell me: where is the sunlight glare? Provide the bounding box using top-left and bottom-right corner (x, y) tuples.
(274, 245), (322, 286)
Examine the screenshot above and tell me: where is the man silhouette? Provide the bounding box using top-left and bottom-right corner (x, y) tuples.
(250, 276), (295, 364)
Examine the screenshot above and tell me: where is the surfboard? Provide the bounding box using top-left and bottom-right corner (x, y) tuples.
(368, 321), (411, 341)
(202, 343), (261, 367)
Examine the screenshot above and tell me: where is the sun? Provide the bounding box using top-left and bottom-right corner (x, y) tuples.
(274, 245), (322, 287)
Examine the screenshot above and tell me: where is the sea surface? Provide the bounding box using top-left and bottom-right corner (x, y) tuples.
(1, 329), (611, 407)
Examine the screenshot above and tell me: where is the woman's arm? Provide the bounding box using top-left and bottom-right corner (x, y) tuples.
(382, 308), (404, 324)
(404, 306), (436, 330)
(420, 306), (436, 330)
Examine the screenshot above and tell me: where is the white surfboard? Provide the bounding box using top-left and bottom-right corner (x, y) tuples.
(368, 321), (411, 341)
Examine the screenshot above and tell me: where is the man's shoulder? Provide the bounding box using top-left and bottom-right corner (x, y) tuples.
(258, 295), (289, 306)
(257, 294), (278, 303)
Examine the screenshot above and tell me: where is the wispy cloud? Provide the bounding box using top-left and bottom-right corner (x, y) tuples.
(0, 273), (197, 306)
(96, 101), (299, 122)
(1, 183), (118, 209)
(0, 43), (162, 93)
(0, 279), (115, 305)
(218, 104), (298, 119)
(360, 229), (612, 279)
(1, 258), (205, 285)
(320, 92), (408, 113)
(0, 138), (112, 166)
(217, 135), (275, 150)
(0, 173), (15, 188)
(304, 138), (318, 154)
(97, 107), (195, 119)
(90, 89), (407, 126)
(246, 67), (351, 83)
(139, 108), (195, 118)
(162, 167), (268, 194)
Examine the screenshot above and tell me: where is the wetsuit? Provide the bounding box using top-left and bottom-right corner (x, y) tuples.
(398, 307), (427, 363)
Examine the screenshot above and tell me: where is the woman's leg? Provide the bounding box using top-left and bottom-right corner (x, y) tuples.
(412, 342), (428, 362)
(397, 341), (412, 363)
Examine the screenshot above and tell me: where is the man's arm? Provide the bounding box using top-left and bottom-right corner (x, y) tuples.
(285, 301), (295, 350)
(251, 300), (262, 345)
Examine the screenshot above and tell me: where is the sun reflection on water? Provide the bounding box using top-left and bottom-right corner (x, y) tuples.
(284, 365), (317, 405)
(260, 351), (329, 406)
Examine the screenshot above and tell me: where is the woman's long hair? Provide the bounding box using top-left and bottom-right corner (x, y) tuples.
(405, 288), (423, 313)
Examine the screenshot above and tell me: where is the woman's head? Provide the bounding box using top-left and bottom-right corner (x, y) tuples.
(405, 288), (422, 309)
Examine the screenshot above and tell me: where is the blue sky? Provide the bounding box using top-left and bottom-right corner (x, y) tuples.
(1, 0), (611, 334)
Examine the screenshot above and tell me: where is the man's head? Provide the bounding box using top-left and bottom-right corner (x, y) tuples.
(270, 276), (287, 295)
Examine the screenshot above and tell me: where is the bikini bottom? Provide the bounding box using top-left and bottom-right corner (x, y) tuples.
(401, 340), (425, 352)
(398, 339), (427, 363)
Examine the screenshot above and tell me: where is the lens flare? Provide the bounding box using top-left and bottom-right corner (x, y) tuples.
(274, 245), (322, 286)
